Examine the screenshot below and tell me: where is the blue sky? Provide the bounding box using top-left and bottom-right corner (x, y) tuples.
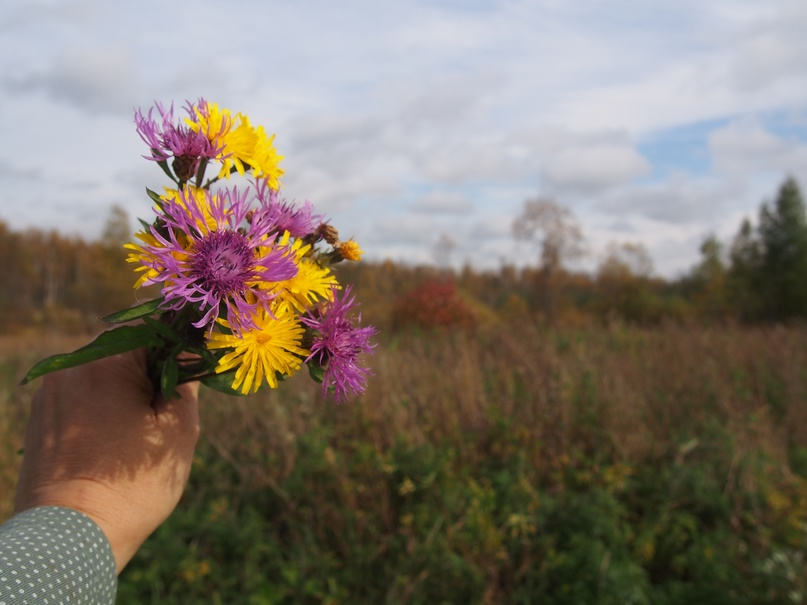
(1, 0), (806, 277)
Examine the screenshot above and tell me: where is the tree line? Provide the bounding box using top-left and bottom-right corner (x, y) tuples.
(1, 178), (805, 333)
(486, 175), (807, 326)
(686, 177), (807, 322)
(0, 206), (150, 331)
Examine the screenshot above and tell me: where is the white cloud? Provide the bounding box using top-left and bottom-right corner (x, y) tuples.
(6, 46), (140, 114)
(370, 214), (439, 247)
(541, 142), (651, 194)
(0, 0), (104, 32)
(418, 136), (529, 184)
(411, 191), (474, 214)
(392, 8), (496, 54)
(0, 0), (806, 280)
(470, 214), (514, 239)
(598, 176), (735, 224)
(726, 0), (807, 91)
(709, 118), (807, 183)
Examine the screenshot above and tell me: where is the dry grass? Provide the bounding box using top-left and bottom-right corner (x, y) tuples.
(0, 331), (97, 520)
(185, 321), (807, 504)
(2, 323), (806, 522)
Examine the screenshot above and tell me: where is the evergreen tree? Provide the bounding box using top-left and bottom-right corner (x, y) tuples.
(757, 177), (807, 320)
(727, 218), (763, 320)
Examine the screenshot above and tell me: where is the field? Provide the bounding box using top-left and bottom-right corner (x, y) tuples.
(2, 322), (807, 604)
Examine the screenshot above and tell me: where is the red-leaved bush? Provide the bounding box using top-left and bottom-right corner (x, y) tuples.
(392, 279), (476, 331)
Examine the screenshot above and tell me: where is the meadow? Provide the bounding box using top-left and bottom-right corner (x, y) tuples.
(2, 320), (807, 604)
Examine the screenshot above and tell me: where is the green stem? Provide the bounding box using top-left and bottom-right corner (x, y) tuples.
(145, 304), (210, 396)
(177, 371), (220, 384)
(194, 159), (209, 188)
(202, 165), (239, 189)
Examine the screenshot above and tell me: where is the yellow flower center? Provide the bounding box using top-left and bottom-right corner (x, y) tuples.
(255, 332), (273, 345)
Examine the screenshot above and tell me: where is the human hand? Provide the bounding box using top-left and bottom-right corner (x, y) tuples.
(14, 348), (200, 573)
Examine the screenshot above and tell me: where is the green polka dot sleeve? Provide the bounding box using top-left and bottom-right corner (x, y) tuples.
(0, 506), (117, 604)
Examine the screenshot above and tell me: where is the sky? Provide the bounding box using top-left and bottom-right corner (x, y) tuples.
(1, 0), (807, 278)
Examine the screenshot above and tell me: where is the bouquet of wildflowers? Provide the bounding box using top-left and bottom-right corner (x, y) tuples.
(23, 99), (377, 402)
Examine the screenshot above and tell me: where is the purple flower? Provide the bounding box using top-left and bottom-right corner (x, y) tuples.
(301, 285), (377, 402)
(134, 99), (225, 181)
(255, 180), (323, 238)
(139, 186), (297, 332)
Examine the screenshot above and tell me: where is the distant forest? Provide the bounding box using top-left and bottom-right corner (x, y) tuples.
(2, 177), (806, 333)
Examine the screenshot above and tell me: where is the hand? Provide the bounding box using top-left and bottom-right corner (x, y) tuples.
(14, 349), (200, 573)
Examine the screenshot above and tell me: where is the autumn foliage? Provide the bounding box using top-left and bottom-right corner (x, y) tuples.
(3, 177), (807, 337)
(0, 209), (141, 332)
(392, 279), (476, 331)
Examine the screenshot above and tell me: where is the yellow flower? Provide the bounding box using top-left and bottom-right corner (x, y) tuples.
(125, 232), (191, 290)
(262, 232), (337, 311)
(282, 257), (337, 310)
(163, 186), (223, 232)
(337, 239), (363, 261)
(125, 231), (163, 289)
(188, 101), (284, 189)
(398, 478), (416, 496)
(207, 301), (309, 394)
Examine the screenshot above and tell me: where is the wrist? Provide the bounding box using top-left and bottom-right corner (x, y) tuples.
(15, 479), (139, 573)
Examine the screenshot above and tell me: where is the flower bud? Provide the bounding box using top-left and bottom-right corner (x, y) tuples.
(317, 223), (340, 245)
(172, 155), (197, 182)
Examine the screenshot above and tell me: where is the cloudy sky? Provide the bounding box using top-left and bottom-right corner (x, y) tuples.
(1, 0), (806, 277)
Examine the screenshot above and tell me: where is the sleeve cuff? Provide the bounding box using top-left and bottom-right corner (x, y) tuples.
(0, 506), (117, 604)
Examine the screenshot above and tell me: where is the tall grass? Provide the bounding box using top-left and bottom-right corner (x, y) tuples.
(2, 322), (807, 603)
(0, 332), (94, 520)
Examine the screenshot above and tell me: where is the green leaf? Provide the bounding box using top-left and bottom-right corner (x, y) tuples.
(21, 325), (162, 385)
(307, 362), (326, 384)
(142, 316), (183, 344)
(146, 187), (165, 207)
(196, 348), (221, 366)
(101, 297), (165, 324)
(200, 371), (247, 396)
